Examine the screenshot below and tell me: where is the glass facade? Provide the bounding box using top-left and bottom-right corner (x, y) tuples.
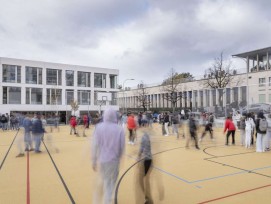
(46, 68), (62, 85)
(110, 75), (117, 89)
(46, 89), (62, 105)
(66, 70), (74, 86)
(26, 66), (42, 84)
(66, 90), (74, 105)
(78, 90), (90, 105)
(3, 87), (21, 104)
(26, 88), (42, 104)
(2, 64), (21, 83)
(94, 73), (106, 88)
(78, 72), (91, 87)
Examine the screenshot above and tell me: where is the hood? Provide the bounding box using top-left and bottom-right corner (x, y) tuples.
(103, 107), (118, 123)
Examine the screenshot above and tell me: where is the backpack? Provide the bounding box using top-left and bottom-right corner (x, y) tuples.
(240, 119), (246, 130)
(259, 118), (268, 132)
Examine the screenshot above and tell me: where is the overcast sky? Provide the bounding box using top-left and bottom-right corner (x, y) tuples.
(0, 0), (270, 87)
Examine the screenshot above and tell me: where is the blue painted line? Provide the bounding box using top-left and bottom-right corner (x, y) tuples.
(251, 165), (271, 171)
(153, 166), (190, 183)
(190, 171), (246, 183)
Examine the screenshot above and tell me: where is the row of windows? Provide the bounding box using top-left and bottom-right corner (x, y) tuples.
(2, 64), (118, 88)
(2, 87), (117, 105)
(259, 77), (271, 87)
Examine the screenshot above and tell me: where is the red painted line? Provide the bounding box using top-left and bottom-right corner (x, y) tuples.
(27, 151), (30, 204)
(198, 184), (271, 204)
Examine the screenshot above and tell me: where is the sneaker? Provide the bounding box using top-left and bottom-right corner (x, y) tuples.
(29, 148), (34, 151)
(16, 153), (24, 157)
(164, 134), (169, 136)
(35, 150), (42, 153)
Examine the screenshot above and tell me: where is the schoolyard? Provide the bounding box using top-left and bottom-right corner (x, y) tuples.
(0, 122), (271, 204)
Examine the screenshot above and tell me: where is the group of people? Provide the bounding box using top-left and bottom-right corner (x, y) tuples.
(0, 113), (20, 131)
(16, 112), (46, 157)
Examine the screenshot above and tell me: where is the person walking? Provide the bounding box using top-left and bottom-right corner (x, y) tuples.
(239, 114), (246, 146)
(137, 129), (153, 204)
(127, 113), (137, 145)
(32, 112), (45, 153)
(223, 116), (236, 146)
(69, 116), (78, 136)
(92, 107), (125, 204)
(164, 112), (170, 136)
(22, 114), (33, 152)
(255, 112), (268, 152)
(186, 114), (200, 150)
(199, 122), (214, 142)
(171, 113), (180, 139)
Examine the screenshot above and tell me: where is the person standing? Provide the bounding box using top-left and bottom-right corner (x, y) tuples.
(70, 116), (78, 135)
(255, 112), (267, 152)
(92, 107), (125, 204)
(245, 113), (255, 148)
(171, 113), (180, 139)
(32, 112), (45, 153)
(223, 116), (236, 146)
(239, 114), (246, 146)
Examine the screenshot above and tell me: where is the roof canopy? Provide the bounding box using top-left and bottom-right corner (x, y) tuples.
(232, 47), (271, 60)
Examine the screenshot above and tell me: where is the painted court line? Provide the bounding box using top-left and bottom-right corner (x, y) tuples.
(198, 184), (271, 204)
(27, 151), (30, 204)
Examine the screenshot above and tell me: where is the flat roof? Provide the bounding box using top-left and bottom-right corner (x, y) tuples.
(232, 47), (271, 60)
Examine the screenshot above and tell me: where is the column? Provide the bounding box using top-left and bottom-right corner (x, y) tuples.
(192, 91), (196, 110)
(216, 89), (219, 107)
(230, 88), (234, 103)
(223, 88), (226, 106)
(197, 90), (201, 109)
(209, 89), (213, 107)
(238, 87), (242, 104)
(203, 90), (207, 107)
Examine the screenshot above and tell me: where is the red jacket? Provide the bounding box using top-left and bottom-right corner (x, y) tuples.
(224, 119), (236, 133)
(70, 117), (77, 127)
(127, 116), (136, 129)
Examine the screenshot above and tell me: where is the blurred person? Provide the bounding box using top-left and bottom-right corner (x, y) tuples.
(92, 107), (125, 204)
(223, 116), (236, 146)
(255, 112), (267, 152)
(164, 112), (170, 136)
(245, 113), (255, 148)
(83, 114), (88, 137)
(70, 116), (78, 136)
(121, 113), (127, 129)
(6, 113), (10, 130)
(239, 114), (246, 146)
(199, 122), (213, 142)
(208, 113), (214, 126)
(22, 114), (33, 151)
(127, 113), (137, 145)
(32, 112), (45, 153)
(171, 113), (180, 139)
(186, 114), (200, 150)
(1, 114), (7, 131)
(136, 127), (153, 204)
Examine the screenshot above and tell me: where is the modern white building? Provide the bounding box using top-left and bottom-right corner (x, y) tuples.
(0, 57), (119, 122)
(119, 47), (271, 116)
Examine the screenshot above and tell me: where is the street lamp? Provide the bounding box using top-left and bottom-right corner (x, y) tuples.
(122, 78), (135, 113)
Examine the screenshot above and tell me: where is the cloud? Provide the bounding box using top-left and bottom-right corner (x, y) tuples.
(0, 0), (270, 87)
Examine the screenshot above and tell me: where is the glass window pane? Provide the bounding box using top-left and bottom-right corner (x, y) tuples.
(31, 88), (42, 104)
(8, 87), (21, 104)
(66, 70), (74, 86)
(46, 69), (57, 85)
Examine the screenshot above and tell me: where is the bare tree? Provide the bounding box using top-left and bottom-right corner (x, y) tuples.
(134, 82), (151, 112)
(160, 68), (188, 113)
(70, 100), (79, 116)
(202, 52), (242, 109)
(203, 52), (236, 88)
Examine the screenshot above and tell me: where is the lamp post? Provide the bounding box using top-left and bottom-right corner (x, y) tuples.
(122, 78), (134, 113)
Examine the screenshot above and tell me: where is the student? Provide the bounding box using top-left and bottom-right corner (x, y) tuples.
(223, 116), (236, 146)
(69, 116), (78, 135)
(186, 114), (200, 150)
(163, 112), (170, 136)
(255, 112), (267, 152)
(127, 113), (137, 145)
(92, 108), (125, 204)
(199, 122), (213, 142)
(239, 114), (246, 146)
(245, 113), (255, 148)
(137, 129), (153, 204)
(32, 112), (45, 153)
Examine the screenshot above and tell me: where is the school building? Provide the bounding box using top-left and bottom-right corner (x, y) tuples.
(0, 57), (119, 122)
(119, 47), (271, 116)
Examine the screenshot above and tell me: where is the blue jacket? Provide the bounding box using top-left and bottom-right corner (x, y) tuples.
(32, 119), (45, 134)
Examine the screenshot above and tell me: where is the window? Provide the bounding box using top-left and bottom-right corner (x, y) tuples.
(46, 69), (62, 85)
(110, 75), (117, 88)
(269, 94), (271, 103)
(94, 73), (106, 88)
(26, 88), (42, 104)
(26, 67), (42, 84)
(2, 64), (21, 83)
(66, 90), (74, 105)
(46, 89), (62, 105)
(3, 87), (21, 104)
(78, 90), (91, 105)
(110, 92), (117, 105)
(78, 71), (91, 87)
(66, 70), (74, 86)
(269, 77), (271, 86)
(259, 94), (266, 103)
(259, 78), (266, 87)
